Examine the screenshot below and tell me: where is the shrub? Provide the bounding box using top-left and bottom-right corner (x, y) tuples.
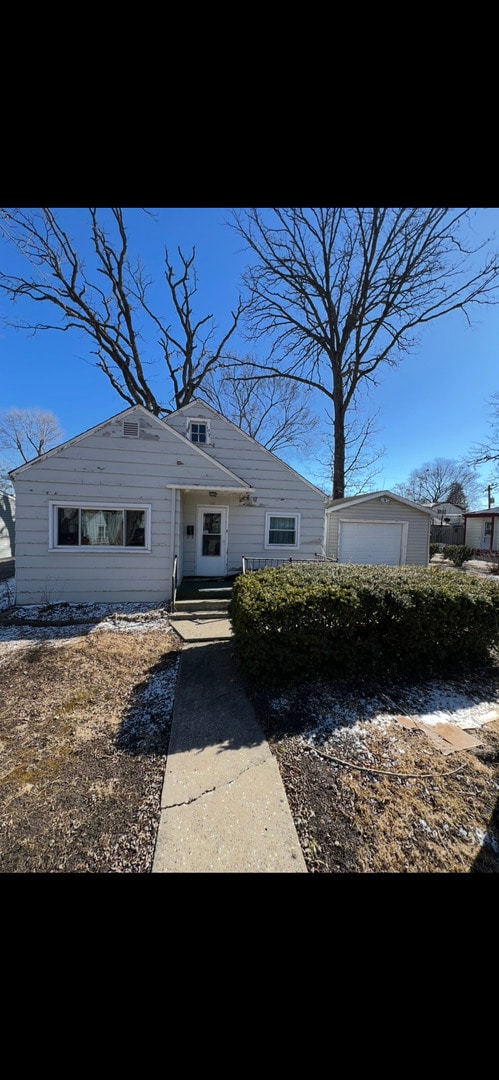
(442, 544), (474, 567)
(429, 543), (440, 560)
(228, 563), (499, 686)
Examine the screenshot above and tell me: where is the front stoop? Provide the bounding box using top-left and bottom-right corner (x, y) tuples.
(169, 599), (233, 641)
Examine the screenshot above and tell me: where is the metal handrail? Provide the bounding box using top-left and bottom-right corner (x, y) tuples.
(241, 554), (334, 573)
(172, 553), (178, 612)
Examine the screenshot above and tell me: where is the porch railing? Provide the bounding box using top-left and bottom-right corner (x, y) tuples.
(241, 554), (335, 573)
(172, 553), (178, 613)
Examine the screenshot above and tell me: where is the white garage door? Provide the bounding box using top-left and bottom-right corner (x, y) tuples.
(339, 521), (405, 565)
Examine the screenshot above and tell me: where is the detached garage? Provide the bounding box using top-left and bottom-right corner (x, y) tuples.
(325, 491), (433, 566)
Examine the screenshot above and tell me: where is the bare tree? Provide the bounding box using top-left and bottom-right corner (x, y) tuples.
(469, 393), (499, 482)
(0, 209), (244, 415)
(0, 459), (13, 493)
(394, 458), (482, 509)
(0, 407), (63, 464)
(203, 356), (316, 455)
(231, 208), (499, 498)
(311, 405), (386, 496)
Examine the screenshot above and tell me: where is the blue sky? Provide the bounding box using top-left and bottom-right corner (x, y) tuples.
(1, 207), (498, 506)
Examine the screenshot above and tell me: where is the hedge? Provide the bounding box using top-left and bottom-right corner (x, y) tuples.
(228, 563), (499, 685)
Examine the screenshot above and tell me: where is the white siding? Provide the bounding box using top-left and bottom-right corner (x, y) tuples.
(169, 402), (326, 566)
(464, 517), (484, 548)
(327, 497), (430, 566)
(12, 409), (246, 605)
(12, 402), (327, 604)
(463, 514), (499, 551)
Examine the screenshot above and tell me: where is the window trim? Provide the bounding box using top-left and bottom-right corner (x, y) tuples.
(49, 501), (152, 551)
(186, 417), (211, 445)
(264, 511), (301, 550)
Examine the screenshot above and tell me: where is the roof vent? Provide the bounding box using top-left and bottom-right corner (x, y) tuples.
(123, 420), (139, 438)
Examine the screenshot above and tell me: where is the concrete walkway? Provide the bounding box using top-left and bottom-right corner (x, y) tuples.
(169, 617), (233, 642)
(152, 640), (307, 873)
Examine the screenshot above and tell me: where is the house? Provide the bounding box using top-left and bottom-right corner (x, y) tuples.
(9, 400), (327, 606)
(424, 501), (465, 526)
(325, 491), (433, 566)
(0, 491), (15, 559)
(463, 508), (499, 552)
(424, 501), (465, 545)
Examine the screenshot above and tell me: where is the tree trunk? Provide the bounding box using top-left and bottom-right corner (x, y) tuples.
(332, 420), (346, 500)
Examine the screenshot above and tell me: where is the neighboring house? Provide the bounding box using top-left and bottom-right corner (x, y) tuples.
(0, 491), (15, 559)
(424, 501), (465, 546)
(9, 400), (327, 606)
(325, 491), (433, 566)
(463, 509), (499, 552)
(424, 501), (465, 526)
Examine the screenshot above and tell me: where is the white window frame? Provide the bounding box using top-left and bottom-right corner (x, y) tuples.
(186, 417), (211, 445)
(49, 501), (152, 552)
(264, 511), (301, 550)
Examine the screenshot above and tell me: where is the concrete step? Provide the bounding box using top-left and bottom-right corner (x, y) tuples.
(172, 599), (230, 618)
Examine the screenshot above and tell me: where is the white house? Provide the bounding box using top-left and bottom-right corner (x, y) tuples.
(325, 491), (433, 566)
(463, 508), (499, 552)
(0, 491), (15, 559)
(10, 400), (327, 606)
(424, 501), (465, 526)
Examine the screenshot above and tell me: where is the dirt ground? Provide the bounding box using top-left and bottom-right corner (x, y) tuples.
(249, 658), (499, 873)
(0, 612), (182, 873)
(1, 557), (498, 873)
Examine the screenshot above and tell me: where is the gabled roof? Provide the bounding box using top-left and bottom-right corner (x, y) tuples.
(8, 403), (251, 490)
(325, 489), (434, 516)
(171, 397), (327, 497)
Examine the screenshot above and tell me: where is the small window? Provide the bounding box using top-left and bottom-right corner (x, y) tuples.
(265, 512), (300, 548)
(190, 422), (207, 443)
(187, 418), (210, 444)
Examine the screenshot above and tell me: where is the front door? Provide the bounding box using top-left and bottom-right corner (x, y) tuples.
(195, 505), (228, 576)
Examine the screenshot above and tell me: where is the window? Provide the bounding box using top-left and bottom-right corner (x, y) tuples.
(187, 418), (210, 444)
(50, 503), (150, 549)
(265, 512), (300, 548)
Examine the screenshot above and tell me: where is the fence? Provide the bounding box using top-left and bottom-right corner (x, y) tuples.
(430, 524), (464, 546)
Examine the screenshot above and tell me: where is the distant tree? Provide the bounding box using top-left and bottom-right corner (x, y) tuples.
(469, 393), (499, 484)
(203, 357), (316, 456)
(0, 459), (13, 493)
(394, 458), (481, 510)
(0, 407), (63, 465)
(231, 208), (499, 498)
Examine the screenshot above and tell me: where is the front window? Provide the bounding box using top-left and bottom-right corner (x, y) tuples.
(265, 512), (300, 548)
(53, 505), (149, 549)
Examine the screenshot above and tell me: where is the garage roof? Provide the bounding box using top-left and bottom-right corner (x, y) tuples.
(325, 490), (434, 516)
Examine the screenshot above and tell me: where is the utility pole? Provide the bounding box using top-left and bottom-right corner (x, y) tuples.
(487, 485), (495, 509)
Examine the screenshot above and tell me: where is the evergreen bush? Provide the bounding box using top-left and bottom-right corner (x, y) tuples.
(442, 544), (474, 566)
(228, 563), (499, 685)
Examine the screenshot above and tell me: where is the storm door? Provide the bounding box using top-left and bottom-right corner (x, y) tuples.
(195, 505), (228, 575)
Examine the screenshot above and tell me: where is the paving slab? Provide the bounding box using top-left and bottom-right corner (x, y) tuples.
(153, 640), (307, 873)
(169, 618), (233, 641)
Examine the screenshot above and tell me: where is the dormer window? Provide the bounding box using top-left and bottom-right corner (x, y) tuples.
(187, 419), (210, 444)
